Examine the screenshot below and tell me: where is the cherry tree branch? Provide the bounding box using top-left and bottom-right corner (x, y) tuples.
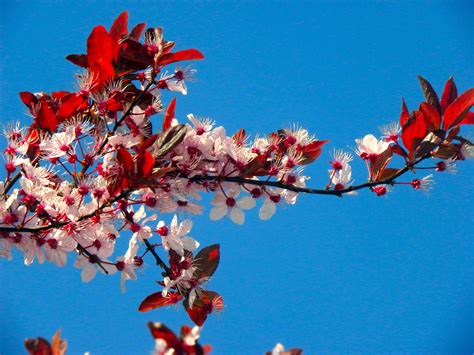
(143, 239), (171, 275)
(188, 155), (429, 197)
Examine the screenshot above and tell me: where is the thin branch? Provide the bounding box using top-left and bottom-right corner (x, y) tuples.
(143, 239), (171, 275)
(188, 155), (429, 197)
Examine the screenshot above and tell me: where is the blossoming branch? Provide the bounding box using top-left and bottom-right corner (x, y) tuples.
(1, 11), (473, 331)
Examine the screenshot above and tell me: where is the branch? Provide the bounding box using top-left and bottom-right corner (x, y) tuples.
(188, 155), (429, 197)
(143, 239), (171, 275)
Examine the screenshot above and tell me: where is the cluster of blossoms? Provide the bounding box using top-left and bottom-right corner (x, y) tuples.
(1, 11), (473, 333)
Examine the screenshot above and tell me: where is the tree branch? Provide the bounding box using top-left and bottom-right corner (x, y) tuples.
(188, 155), (429, 197)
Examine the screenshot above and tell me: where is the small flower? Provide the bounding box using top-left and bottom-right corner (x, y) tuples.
(435, 159), (458, 174)
(74, 254), (116, 282)
(330, 149), (353, 171)
(331, 165), (356, 194)
(157, 215), (199, 256)
(259, 192), (282, 221)
(209, 189), (256, 225)
(379, 121), (401, 142)
(411, 174), (434, 192)
(39, 126), (76, 158)
(129, 205), (157, 242)
(355, 134), (390, 159)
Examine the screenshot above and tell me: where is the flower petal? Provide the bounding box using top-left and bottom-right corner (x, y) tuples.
(237, 196), (256, 210)
(209, 206), (227, 221)
(259, 200), (276, 220)
(230, 207), (245, 225)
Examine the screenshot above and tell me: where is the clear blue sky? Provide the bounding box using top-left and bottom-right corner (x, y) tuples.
(1, 1), (473, 353)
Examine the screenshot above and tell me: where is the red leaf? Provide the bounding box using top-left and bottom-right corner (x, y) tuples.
(139, 291), (183, 312)
(109, 11), (128, 42)
(157, 49), (205, 67)
(136, 150), (155, 178)
(87, 26), (117, 91)
(417, 75), (441, 113)
(390, 144), (408, 159)
(440, 76), (458, 113)
(163, 97), (177, 131)
(57, 93), (87, 122)
(399, 98), (409, 127)
(458, 111), (474, 126)
(65, 54), (89, 68)
(185, 291), (223, 326)
(419, 102), (440, 131)
(51, 91), (70, 101)
(401, 110), (427, 158)
(443, 88), (474, 129)
(193, 244), (220, 279)
(147, 322), (182, 350)
(24, 337), (52, 355)
(19, 91), (38, 107)
(37, 101), (58, 133)
(116, 148), (134, 177)
(119, 38), (153, 72)
(130, 23), (146, 41)
(299, 140), (329, 164)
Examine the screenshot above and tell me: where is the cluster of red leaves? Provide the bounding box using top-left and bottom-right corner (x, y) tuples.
(18, 11), (203, 156)
(372, 76), (473, 182)
(139, 244), (223, 326)
(399, 76), (474, 161)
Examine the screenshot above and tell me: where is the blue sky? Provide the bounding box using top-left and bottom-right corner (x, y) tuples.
(1, 1), (473, 353)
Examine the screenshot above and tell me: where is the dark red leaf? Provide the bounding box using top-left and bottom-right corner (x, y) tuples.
(299, 140), (329, 164)
(136, 150), (155, 178)
(37, 101), (58, 133)
(440, 76), (458, 113)
(419, 102), (441, 131)
(130, 23), (146, 41)
(163, 97), (177, 131)
(185, 291), (223, 326)
(116, 148), (134, 177)
(139, 291), (183, 312)
(87, 26), (117, 91)
(57, 93), (87, 122)
(51, 91), (70, 101)
(401, 110), (427, 158)
(109, 11), (128, 42)
(118, 38), (153, 73)
(458, 111), (474, 126)
(400, 98), (409, 127)
(417, 75), (441, 113)
(157, 49), (205, 67)
(193, 244), (220, 279)
(390, 144), (408, 158)
(19, 91), (38, 107)
(147, 322), (182, 350)
(24, 337), (52, 355)
(65, 54), (89, 68)
(443, 88), (474, 129)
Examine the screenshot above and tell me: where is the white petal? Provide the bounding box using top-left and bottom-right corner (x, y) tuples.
(259, 201), (276, 220)
(237, 196), (256, 210)
(179, 219), (193, 235)
(81, 265), (97, 283)
(181, 236), (200, 252)
(230, 207), (245, 225)
(209, 206), (227, 221)
(210, 193), (226, 206)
